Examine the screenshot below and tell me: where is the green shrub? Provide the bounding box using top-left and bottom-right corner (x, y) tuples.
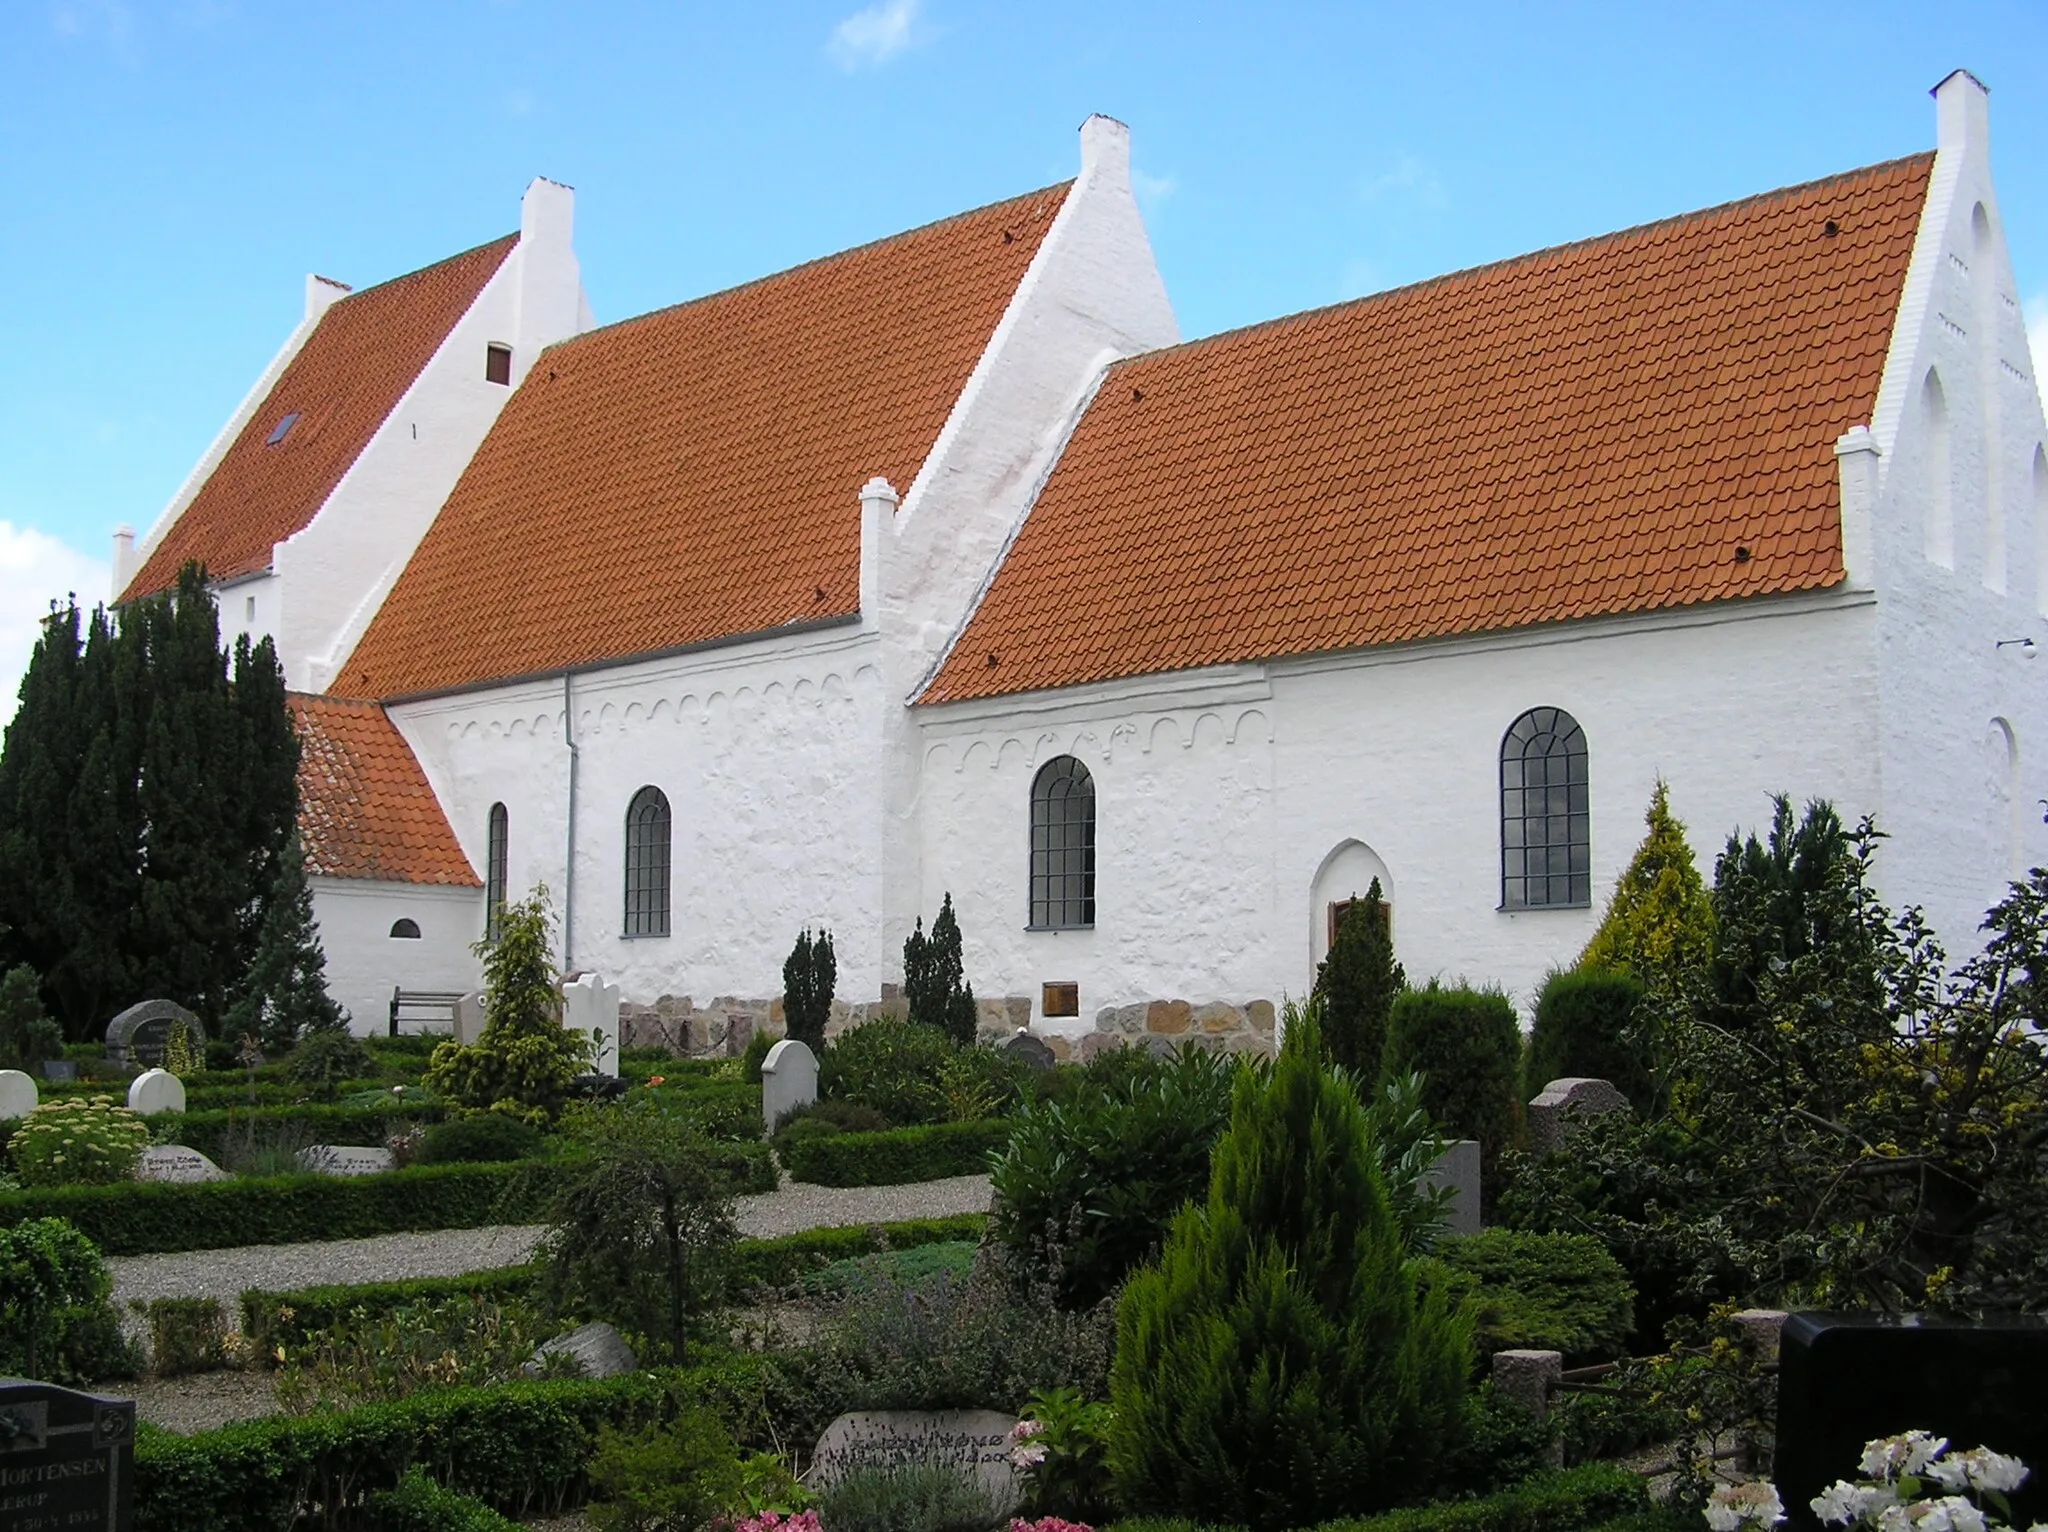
(1098, 1464), (1645, 1532)
(1314, 879), (1405, 1079)
(0, 963), (64, 1074)
(740, 1028), (774, 1084)
(821, 1018), (959, 1126)
(903, 893), (977, 1046)
(287, 1028), (375, 1102)
(1015, 1385), (1116, 1523)
(0, 1216), (138, 1382)
(782, 1119), (1010, 1186)
(369, 1468), (522, 1532)
(1418, 1230), (1634, 1363)
(586, 1407), (746, 1532)
(416, 1113), (544, 1165)
(138, 1296), (231, 1376)
(795, 1240), (977, 1298)
(276, 1294), (567, 1413)
(816, 1457), (998, 1532)
(990, 1043), (1240, 1308)
(783, 928), (837, 1054)
(1109, 1003), (1472, 1530)
(643, 1076), (765, 1143)
(1525, 969), (1651, 1111)
(773, 1098), (893, 1146)
(178, 1100), (445, 1166)
(1578, 781), (1713, 1007)
(1382, 982), (1522, 1164)
(8, 1095), (152, 1186)
(426, 888), (591, 1122)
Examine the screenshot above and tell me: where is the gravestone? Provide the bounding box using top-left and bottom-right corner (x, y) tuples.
(296, 1144), (395, 1177)
(1422, 1139), (1482, 1235)
(1776, 1313), (2048, 1531)
(1002, 1030), (1057, 1072)
(125, 1069), (184, 1117)
(38, 1060), (76, 1084)
(562, 973), (621, 1077)
(102, 1000), (204, 1069)
(524, 1322), (636, 1380)
(1526, 1077), (1629, 1157)
(0, 1068), (37, 1122)
(0, 1377), (136, 1532)
(135, 1146), (226, 1184)
(453, 991), (487, 1046)
(761, 1038), (819, 1134)
(812, 1409), (1023, 1513)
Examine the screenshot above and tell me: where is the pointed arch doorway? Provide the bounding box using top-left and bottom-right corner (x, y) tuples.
(1310, 839), (1393, 977)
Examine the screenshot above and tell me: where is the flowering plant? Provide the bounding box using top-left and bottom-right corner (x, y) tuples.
(1011, 1520), (1093, 1532)
(727, 1512), (819, 1532)
(7, 1096), (151, 1186)
(1008, 1388), (1115, 1523)
(1704, 1434), (2041, 1532)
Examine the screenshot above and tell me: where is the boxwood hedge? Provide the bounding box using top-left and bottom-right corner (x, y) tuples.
(1102, 1464), (1646, 1532)
(779, 1119), (1010, 1186)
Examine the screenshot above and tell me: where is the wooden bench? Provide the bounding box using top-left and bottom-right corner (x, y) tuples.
(388, 987), (464, 1039)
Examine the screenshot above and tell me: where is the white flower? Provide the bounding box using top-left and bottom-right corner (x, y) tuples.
(1814, 1482), (1897, 1526)
(1863, 1433), (1950, 1482)
(1929, 1448), (2029, 1497)
(1706, 1483), (1786, 1530)
(1008, 1442), (1047, 1471)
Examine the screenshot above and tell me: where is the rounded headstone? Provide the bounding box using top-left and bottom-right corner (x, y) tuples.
(127, 1067), (186, 1116)
(104, 999), (205, 1068)
(761, 1037), (820, 1133)
(1002, 1030), (1057, 1072)
(526, 1321), (637, 1379)
(813, 1410), (1024, 1513)
(137, 1144), (227, 1183)
(0, 1067), (38, 1122)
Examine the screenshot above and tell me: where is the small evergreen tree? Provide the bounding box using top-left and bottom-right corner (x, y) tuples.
(0, 964), (63, 1073)
(781, 927), (836, 1051)
(904, 893), (977, 1046)
(1311, 878), (1404, 1079)
(1108, 1000), (1471, 1529)
(1526, 966), (1652, 1109)
(1578, 780), (1713, 999)
(224, 834), (346, 1052)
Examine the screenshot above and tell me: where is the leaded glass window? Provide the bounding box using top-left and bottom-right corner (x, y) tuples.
(1030, 756), (1096, 929)
(485, 802), (509, 942)
(624, 786), (672, 937)
(1500, 708), (1590, 909)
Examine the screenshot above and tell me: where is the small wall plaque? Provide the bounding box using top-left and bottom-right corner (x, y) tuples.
(1041, 982), (1079, 1018)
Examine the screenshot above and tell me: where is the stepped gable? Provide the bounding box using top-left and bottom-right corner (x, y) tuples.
(124, 236), (517, 600)
(922, 154), (1934, 705)
(292, 694), (479, 886)
(340, 183), (1073, 699)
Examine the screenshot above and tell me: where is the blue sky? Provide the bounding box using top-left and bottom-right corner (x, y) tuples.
(1, 1), (2044, 705)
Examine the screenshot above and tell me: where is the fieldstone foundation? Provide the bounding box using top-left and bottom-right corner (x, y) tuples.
(1082, 997), (1277, 1060)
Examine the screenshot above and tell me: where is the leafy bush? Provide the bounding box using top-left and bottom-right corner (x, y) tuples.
(784, 929), (838, 1054)
(0, 1215), (137, 1382)
(1524, 967), (1650, 1111)
(426, 888), (591, 1122)
(1382, 983), (1521, 1167)
(586, 1407), (746, 1532)
(641, 1076), (766, 1144)
(772, 1098), (890, 1148)
(138, 1296), (231, 1376)
(369, 1469), (523, 1532)
(276, 1294), (569, 1412)
(0, 962), (64, 1074)
(741, 1028), (774, 1083)
(1419, 1230), (1634, 1363)
(416, 1113), (544, 1165)
(902, 894), (977, 1047)
(990, 1043), (1240, 1308)
(287, 1029), (375, 1101)
(8, 1095), (151, 1185)
(1314, 878), (1405, 1079)
(792, 1241), (977, 1299)
(1109, 1003), (1472, 1530)
(821, 1019), (961, 1126)
(1014, 1385), (1116, 1523)
(782, 1120), (1011, 1187)
(815, 1456), (998, 1532)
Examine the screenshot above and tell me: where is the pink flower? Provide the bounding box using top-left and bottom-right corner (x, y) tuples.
(647, 1075), (666, 1087)
(1010, 1519), (1092, 1532)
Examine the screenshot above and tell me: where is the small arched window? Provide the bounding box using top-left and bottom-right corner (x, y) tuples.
(389, 918), (422, 940)
(1500, 708), (1590, 909)
(624, 786), (672, 937)
(1030, 756), (1096, 929)
(485, 802), (509, 943)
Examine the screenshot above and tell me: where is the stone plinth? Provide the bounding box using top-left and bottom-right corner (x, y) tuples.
(1526, 1077), (1630, 1157)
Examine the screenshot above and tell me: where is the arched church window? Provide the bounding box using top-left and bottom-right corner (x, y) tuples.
(1030, 756), (1096, 929)
(624, 786), (672, 937)
(485, 802), (509, 943)
(389, 918), (422, 940)
(1500, 708), (1589, 909)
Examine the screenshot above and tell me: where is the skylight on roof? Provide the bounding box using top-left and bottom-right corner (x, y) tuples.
(265, 413), (301, 446)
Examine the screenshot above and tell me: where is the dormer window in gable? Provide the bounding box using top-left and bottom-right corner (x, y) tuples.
(485, 344), (512, 385)
(265, 412), (301, 446)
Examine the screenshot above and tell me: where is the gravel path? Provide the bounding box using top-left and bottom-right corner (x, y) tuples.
(108, 1173), (992, 1311)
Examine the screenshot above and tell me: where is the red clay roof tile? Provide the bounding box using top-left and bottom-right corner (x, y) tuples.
(124, 236), (516, 600)
(292, 693), (478, 886)
(338, 185), (1071, 699)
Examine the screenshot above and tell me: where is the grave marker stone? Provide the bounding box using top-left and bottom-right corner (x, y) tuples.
(1001, 1030), (1056, 1072)
(296, 1145), (395, 1177)
(812, 1409), (1022, 1513)
(125, 1069), (184, 1117)
(1526, 1077), (1629, 1157)
(37, 1060), (75, 1084)
(525, 1322), (636, 1380)
(562, 973), (621, 1077)
(102, 1001), (204, 1070)
(761, 1039), (819, 1134)
(1422, 1139), (1482, 1235)
(0, 1069), (37, 1122)
(1776, 1313), (2048, 1531)
(135, 1146), (226, 1184)
(453, 991), (487, 1046)
(0, 1378), (136, 1532)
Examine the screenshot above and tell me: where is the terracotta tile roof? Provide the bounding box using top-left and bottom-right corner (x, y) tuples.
(124, 236), (518, 600)
(923, 155), (1934, 706)
(292, 693), (479, 886)
(338, 185), (1071, 699)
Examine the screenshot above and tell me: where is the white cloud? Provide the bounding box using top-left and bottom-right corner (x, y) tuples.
(1358, 151), (1449, 213)
(828, 0), (920, 72)
(0, 524), (111, 725)
(2028, 293), (2048, 386)
(1132, 169), (1176, 213)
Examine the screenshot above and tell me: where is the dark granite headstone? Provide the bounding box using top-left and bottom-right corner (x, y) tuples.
(0, 1378), (135, 1532)
(1001, 1031), (1056, 1072)
(103, 1001), (204, 1070)
(1776, 1314), (2048, 1531)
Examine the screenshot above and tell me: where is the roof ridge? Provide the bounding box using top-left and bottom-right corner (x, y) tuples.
(553, 180), (1073, 350)
(329, 231), (518, 309)
(1109, 152), (1937, 371)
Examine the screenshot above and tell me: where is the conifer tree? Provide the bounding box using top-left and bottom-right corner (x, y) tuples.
(426, 887), (590, 1121)
(781, 927), (836, 1051)
(1577, 779), (1714, 999)
(1311, 878), (1404, 1079)
(224, 834), (347, 1052)
(904, 894), (977, 1045)
(1109, 1000), (1471, 1530)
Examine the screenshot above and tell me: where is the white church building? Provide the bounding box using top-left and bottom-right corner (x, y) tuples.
(114, 72), (2048, 1054)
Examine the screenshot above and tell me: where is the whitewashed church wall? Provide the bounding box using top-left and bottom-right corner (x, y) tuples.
(311, 878), (483, 1037)
(914, 595), (1880, 1037)
(1864, 72), (2048, 949)
(387, 625), (887, 1014)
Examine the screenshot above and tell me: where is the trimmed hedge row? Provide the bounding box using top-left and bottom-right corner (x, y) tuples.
(164, 1100), (446, 1161)
(133, 1359), (778, 1532)
(1104, 1465), (1646, 1532)
(780, 1118), (1011, 1186)
(241, 1212), (990, 1354)
(370, 1470), (522, 1532)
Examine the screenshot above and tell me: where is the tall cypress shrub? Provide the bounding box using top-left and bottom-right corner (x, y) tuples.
(1312, 878), (1405, 1080)
(782, 927), (836, 1051)
(1526, 967), (1650, 1109)
(903, 893), (977, 1046)
(1109, 1001), (1471, 1531)
(1382, 982), (1522, 1168)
